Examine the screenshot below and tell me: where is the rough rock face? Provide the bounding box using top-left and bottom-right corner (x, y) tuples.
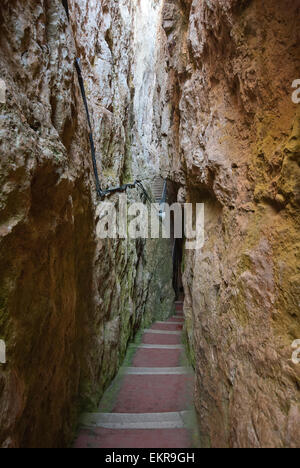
(163, 0), (300, 448)
(0, 0), (173, 448)
(69, 0), (169, 181)
(1, 0), (299, 450)
(67, 0), (174, 412)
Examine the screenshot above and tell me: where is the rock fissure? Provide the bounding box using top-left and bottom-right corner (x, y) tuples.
(0, 0), (299, 449)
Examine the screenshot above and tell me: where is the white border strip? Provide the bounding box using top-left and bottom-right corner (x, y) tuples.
(124, 367), (191, 375)
(144, 329), (181, 335)
(80, 411), (192, 430)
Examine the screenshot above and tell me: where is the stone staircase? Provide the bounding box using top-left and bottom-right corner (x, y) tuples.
(152, 176), (167, 203)
(74, 301), (197, 448)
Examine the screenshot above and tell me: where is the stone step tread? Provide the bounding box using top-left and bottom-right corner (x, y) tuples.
(156, 320), (183, 324)
(136, 344), (184, 349)
(163, 320), (184, 324)
(112, 374), (193, 414)
(142, 334), (182, 346)
(144, 329), (181, 335)
(123, 367), (192, 375)
(80, 411), (193, 430)
(74, 428), (191, 449)
(132, 348), (183, 368)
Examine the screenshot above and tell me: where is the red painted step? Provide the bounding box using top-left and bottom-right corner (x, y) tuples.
(132, 348), (183, 367)
(112, 374), (194, 414)
(74, 428), (192, 449)
(151, 322), (183, 331)
(142, 333), (182, 345)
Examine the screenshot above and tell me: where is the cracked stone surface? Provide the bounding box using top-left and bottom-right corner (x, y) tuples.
(162, 0), (300, 448)
(0, 0), (174, 448)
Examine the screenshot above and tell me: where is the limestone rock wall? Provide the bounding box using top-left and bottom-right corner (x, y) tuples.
(69, 0), (169, 183)
(67, 0), (174, 415)
(1, 0), (298, 450)
(0, 0), (174, 448)
(163, 0), (300, 448)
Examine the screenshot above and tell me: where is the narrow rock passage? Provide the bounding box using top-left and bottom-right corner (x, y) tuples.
(74, 302), (197, 448)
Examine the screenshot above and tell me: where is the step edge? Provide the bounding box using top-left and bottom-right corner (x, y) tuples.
(79, 411), (193, 430)
(123, 367), (193, 375)
(155, 321), (183, 325)
(136, 344), (184, 349)
(144, 329), (181, 335)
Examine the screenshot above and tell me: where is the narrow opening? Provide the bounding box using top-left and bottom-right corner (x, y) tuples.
(164, 180), (185, 301)
(173, 237), (184, 300)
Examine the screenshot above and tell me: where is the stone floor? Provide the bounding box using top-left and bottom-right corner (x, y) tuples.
(74, 302), (198, 448)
